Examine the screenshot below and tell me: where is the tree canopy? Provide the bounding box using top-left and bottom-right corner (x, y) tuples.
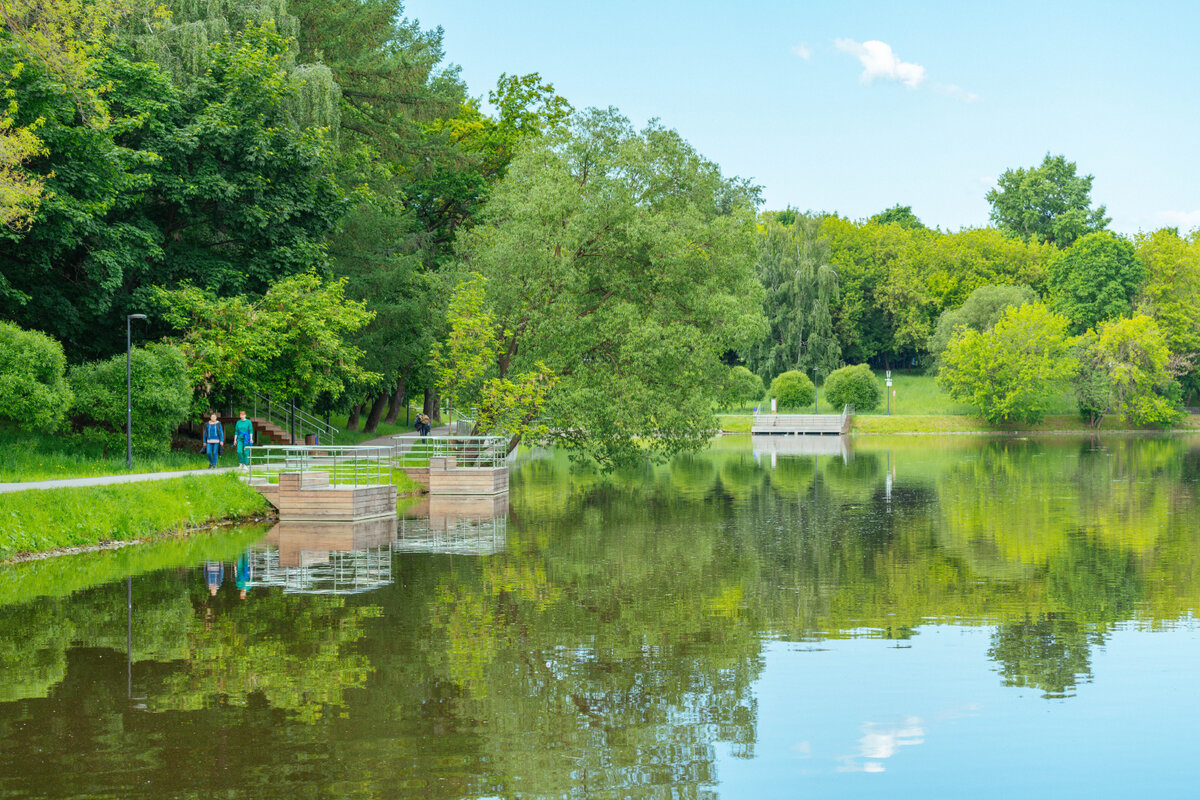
(986, 154), (1110, 247)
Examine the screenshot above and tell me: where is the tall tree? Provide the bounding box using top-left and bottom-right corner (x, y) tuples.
(1048, 231), (1144, 335)
(458, 109), (766, 468)
(869, 203), (926, 230)
(1135, 228), (1200, 402)
(742, 213), (840, 382)
(986, 153), (1110, 247)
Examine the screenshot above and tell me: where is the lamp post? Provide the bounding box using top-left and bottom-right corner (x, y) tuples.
(126, 314), (148, 469)
(813, 366), (819, 414)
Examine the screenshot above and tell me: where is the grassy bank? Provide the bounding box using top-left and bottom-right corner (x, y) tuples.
(852, 414), (1200, 434)
(0, 473), (270, 560)
(0, 427), (239, 482)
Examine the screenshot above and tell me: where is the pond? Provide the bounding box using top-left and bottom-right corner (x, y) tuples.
(2, 434), (1199, 798)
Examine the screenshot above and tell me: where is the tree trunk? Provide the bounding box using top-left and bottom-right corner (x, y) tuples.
(384, 376), (405, 424)
(346, 403), (364, 431)
(424, 389), (440, 422)
(363, 393), (388, 433)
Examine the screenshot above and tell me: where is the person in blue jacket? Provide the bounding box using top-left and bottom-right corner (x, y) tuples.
(204, 411), (224, 468)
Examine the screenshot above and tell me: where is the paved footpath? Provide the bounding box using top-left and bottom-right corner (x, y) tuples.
(357, 425), (452, 448)
(0, 467), (240, 495)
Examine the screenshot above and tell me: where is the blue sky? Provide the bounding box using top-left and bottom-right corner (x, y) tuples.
(402, 0), (1200, 235)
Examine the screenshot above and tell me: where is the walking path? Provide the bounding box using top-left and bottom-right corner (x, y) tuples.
(357, 425), (451, 448)
(0, 467), (240, 495)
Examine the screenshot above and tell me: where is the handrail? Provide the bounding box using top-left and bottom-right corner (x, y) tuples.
(392, 434), (508, 469)
(244, 393), (339, 444)
(247, 444), (392, 487)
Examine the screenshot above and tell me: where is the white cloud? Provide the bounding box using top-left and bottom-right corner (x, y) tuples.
(834, 38), (926, 88)
(837, 718), (925, 773)
(791, 42), (812, 61)
(935, 83), (980, 103)
(1155, 209), (1200, 231)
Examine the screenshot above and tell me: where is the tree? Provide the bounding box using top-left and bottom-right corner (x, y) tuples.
(432, 273), (498, 423)
(0, 321), (73, 431)
(1074, 315), (1179, 427)
(68, 343), (191, 456)
(938, 303), (1077, 425)
(1048, 231), (1144, 335)
(869, 204), (925, 230)
(720, 366), (764, 410)
(986, 154), (1110, 247)
(458, 109), (766, 468)
(928, 284), (1038, 367)
(742, 214), (841, 381)
(1135, 228), (1200, 403)
(156, 272), (377, 412)
(823, 363), (881, 412)
(769, 370), (814, 409)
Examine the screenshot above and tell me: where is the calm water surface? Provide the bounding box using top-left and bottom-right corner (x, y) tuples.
(2, 434), (1200, 798)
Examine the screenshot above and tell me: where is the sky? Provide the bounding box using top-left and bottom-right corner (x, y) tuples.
(401, 0), (1200, 235)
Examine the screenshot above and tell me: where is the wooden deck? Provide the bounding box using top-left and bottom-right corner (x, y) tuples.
(427, 456), (509, 496)
(750, 413), (851, 435)
(253, 471), (397, 521)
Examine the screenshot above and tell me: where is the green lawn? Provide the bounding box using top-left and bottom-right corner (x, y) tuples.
(0, 427), (240, 483)
(327, 410), (420, 445)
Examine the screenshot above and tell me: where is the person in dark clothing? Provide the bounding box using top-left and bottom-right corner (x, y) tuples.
(204, 411), (224, 468)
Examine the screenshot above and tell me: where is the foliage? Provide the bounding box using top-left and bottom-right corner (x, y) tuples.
(938, 303), (1078, 425)
(0, 321), (73, 431)
(0, 473), (266, 559)
(823, 363), (881, 412)
(721, 365), (764, 409)
(1075, 315), (1179, 427)
(157, 272), (376, 410)
(1135, 228), (1200, 401)
(742, 213), (841, 381)
(1048, 231), (1144, 335)
(869, 203), (926, 229)
(928, 283), (1038, 367)
(769, 370), (815, 409)
(459, 109), (766, 468)
(986, 153), (1110, 247)
(67, 343), (191, 456)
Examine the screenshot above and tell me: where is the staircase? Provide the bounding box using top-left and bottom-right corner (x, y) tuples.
(221, 416), (293, 445)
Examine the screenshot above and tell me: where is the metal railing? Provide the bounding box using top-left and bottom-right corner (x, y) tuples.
(247, 445), (393, 487)
(391, 435), (509, 469)
(239, 393), (339, 444)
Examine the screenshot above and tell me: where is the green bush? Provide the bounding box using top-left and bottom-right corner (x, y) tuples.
(722, 366), (765, 408)
(824, 363), (882, 411)
(769, 370), (814, 409)
(0, 321), (74, 432)
(69, 344), (193, 457)
(928, 284), (1038, 368)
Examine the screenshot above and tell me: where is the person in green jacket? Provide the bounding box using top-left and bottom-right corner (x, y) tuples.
(234, 410), (255, 467)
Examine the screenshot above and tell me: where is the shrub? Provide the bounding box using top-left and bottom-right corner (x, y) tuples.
(722, 366), (765, 408)
(0, 321), (74, 432)
(938, 303), (1077, 425)
(928, 284), (1038, 368)
(824, 363), (881, 411)
(69, 344), (193, 457)
(769, 370), (814, 409)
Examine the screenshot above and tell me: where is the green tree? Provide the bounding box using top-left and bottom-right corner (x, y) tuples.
(986, 153), (1110, 247)
(68, 343), (191, 456)
(938, 303), (1077, 425)
(157, 272), (377, 412)
(869, 204), (926, 229)
(1048, 231), (1144, 335)
(1135, 228), (1200, 402)
(1075, 314), (1179, 427)
(769, 370), (815, 409)
(721, 365), (765, 409)
(823, 363), (881, 412)
(0, 321), (73, 431)
(458, 109), (766, 468)
(928, 284), (1038, 367)
(742, 213), (841, 381)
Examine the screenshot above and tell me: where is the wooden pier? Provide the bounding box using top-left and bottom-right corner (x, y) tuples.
(750, 406), (853, 435)
(254, 471), (397, 522)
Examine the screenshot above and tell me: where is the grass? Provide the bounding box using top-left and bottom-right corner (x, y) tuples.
(0, 427), (242, 483)
(0, 473), (270, 560)
(327, 410), (419, 445)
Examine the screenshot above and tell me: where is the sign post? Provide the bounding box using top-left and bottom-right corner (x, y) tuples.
(885, 372), (893, 416)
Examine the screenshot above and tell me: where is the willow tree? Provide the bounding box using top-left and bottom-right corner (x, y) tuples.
(458, 109), (766, 468)
(742, 212), (841, 382)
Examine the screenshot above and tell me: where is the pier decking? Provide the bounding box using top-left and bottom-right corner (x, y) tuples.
(750, 406), (853, 435)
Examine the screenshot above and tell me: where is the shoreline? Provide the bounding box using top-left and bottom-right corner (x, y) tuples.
(718, 412), (1200, 436)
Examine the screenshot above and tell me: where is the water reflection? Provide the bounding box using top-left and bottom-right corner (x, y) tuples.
(0, 436), (1199, 798)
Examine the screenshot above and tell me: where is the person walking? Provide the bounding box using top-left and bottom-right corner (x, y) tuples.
(204, 411), (224, 468)
(234, 410), (254, 468)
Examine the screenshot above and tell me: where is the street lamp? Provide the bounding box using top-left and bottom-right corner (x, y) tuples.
(813, 366), (819, 414)
(126, 314), (148, 469)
